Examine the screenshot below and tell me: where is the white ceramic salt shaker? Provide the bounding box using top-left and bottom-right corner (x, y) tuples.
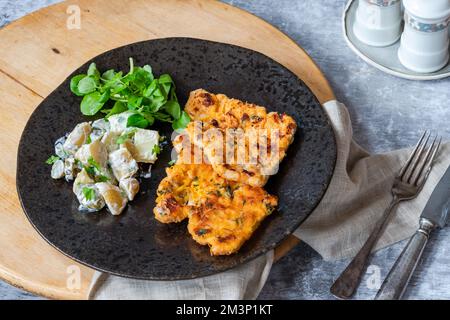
(353, 0), (403, 47)
(398, 0), (450, 73)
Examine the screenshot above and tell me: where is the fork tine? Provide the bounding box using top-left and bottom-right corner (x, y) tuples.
(410, 135), (437, 184)
(405, 132), (432, 183)
(402, 131), (430, 182)
(398, 131), (427, 179)
(415, 137), (441, 187)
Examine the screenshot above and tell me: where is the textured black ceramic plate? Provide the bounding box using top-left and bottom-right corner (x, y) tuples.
(17, 38), (336, 280)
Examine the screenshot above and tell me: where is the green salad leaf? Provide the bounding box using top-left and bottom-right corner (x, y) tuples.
(81, 90), (110, 116)
(172, 111), (191, 131)
(87, 62), (100, 79)
(127, 113), (148, 129)
(77, 76), (97, 95)
(70, 59), (190, 130)
(70, 74), (87, 97)
(164, 100), (181, 119)
(102, 101), (128, 118)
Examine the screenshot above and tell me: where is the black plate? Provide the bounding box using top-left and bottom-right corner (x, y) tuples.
(17, 38), (336, 280)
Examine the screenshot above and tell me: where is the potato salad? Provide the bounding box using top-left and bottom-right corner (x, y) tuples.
(48, 111), (161, 215)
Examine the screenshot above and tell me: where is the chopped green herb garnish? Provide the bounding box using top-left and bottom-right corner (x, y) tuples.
(86, 135), (92, 144)
(82, 187), (95, 201)
(83, 157), (109, 182)
(196, 229), (209, 236)
(152, 144), (161, 155)
(116, 135), (127, 145)
(45, 155), (60, 165)
(87, 157), (101, 171)
(96, 175), (110, 182)
(116, 128), (137, 144)
(265, 204), (276, 214)
(74, 159), (82, 169)
(168, 159), (176, 166)
(225, 185), (233, 198)
(69, 58), (190, 130)
(83, 165), (96, 177)
(250, 115), (263, 122)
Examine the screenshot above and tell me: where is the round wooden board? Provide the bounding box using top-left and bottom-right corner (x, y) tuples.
(0, 0), (334, 299)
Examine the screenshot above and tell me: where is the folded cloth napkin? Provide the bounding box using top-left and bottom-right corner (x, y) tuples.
(89, 100), (450, 299)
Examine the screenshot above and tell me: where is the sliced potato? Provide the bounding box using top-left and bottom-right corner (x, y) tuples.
(74, 184), (105, 212)
(108, 111), (135, 133)
(108, 147), (139, 181)
(100, 167), (117, 185)
(54, 136), (68, 159)
(64, 157), (78, 181)
(119, 178), (140, 201)
(63, 122), (91, 154)
(75, 139), (108, 168)
(50, 160), (65, 179)
(90, 130), (105, 142)
(121, 139), (138, 157)
(132, 129), (160, 163)
(73, 168), (95, 194)
(92, 118), (110, 132)
(96, 182), (128, 216)
(90, 118), (110, 142)
(101, 131), (120, 153)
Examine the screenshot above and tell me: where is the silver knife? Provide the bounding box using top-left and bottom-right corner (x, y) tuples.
(375, 164), (450, 300)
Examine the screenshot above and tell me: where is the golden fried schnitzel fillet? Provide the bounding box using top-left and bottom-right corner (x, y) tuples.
(179, 89), (297, 187)
(153, 163), (277, 255)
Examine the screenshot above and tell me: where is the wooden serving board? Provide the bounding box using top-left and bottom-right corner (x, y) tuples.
(0, 0), (334, 299)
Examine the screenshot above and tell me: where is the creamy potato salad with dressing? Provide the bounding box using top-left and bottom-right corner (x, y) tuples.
(49, 111), (161, 215)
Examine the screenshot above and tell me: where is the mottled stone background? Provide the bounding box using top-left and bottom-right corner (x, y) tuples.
(0, 0), (449, 300)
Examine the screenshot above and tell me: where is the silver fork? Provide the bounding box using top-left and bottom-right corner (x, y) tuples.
(330, 131), (441, 299)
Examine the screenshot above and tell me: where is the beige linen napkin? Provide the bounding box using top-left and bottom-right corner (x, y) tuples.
(89, 100), (450, 299)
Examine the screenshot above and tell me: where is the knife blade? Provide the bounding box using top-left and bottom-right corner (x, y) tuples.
(375, 164), (450, 300)
(420, 164), (450, 227)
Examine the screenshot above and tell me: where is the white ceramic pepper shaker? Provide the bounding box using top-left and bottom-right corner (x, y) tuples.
(398, 0), (450, 73)
(353, 0), (403, 47)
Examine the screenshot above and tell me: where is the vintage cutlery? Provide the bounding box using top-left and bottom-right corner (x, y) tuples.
(331, 131), (441, 299)
(375, 164), (450, 300)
